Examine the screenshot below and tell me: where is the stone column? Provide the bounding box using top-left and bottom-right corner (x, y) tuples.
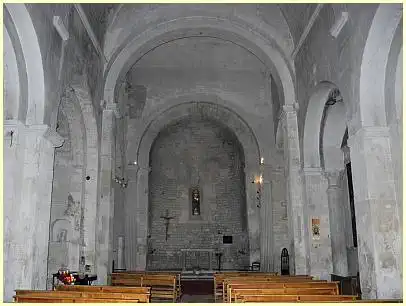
(135, 166), (150, 270)
(325, 170), (348, 277)
(117, 236), (124, 270)
(97, 104), (118, 284)
(348, 127), (402, 299)
(281, 104), (309, 275)
(260, 164), (273, 272)
(245, 166), (261, 266)
(124, 164), (139, 270)
(303, 167), (332, 280)
(4, 121), (63, 301)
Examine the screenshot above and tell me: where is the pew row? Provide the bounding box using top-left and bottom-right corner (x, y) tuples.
(111, 273), (178, 302)
(14, 289), (149, 303)
(235, 294), (357, 302)
(227, 282), (339, 303)
(213, 272), (279, 302)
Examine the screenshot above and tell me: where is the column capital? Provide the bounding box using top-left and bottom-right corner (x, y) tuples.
(282, 103), (299, 113)
(324, 169), (345, 187)
(347, 126), (390, 148)
(302, 167), (323, 176)
(104, 103), (122, 119)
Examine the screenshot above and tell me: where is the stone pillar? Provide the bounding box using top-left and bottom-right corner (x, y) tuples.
(245, 166), (261, 266)
(303, 167), (332, 280)
(135, 166), (150, 270)
(325, 170), (348, 277)
(260, 164), (273, 272)
(124, 164), (139, 270)
(348, 126), (402, 299)
(117, 236), (124, 270)
(4, 121), (63, 301)
(281, 104), (309, 275)
(97, 104), (118, 284)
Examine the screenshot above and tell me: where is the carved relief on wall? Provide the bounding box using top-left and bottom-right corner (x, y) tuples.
(51, 219), (71, 243)
(64, 194), (81, 231)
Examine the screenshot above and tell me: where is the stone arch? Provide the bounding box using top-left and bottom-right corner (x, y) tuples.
(3, 24), (21, 121)
(103, 16), (296, 110)
(47, 87), (87, 287)
(132, 94), (262, 169)
(359, 3), (402, 127)
(303, 82), (339, 169)
(138, 101), (260, 169)
(124, 100), (264, 269)
(66, 83), (100, 271)
(4, 3), (45, 125)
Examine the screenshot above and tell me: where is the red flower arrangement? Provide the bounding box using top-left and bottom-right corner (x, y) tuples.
(57, 270), (76, 285)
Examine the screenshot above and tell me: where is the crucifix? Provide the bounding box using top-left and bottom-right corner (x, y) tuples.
(160, 209), (175, 241)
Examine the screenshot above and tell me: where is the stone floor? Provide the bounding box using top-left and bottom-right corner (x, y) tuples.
(180, 294), (215, 303)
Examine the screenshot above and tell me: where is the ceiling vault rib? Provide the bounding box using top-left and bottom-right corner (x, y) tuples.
(291, 4), (324, 60)
(73, 4), (107, 63)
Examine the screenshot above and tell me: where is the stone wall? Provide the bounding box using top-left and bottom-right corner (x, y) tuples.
(147, 117), (250, 270)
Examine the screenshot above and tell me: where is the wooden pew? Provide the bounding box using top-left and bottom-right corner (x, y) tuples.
(231, 288), (338, 303)
(113, 271), (181, 297)
(56, 285), (151, 295)
(236, 294), (357, 303)
(213, 272), (278, 302)
(222, 276), (316, 302)
(14, 290), (147, 303)
(14, 296), (139, 303)
(111, 273), (178, 302)
(227, 282), (339, 302)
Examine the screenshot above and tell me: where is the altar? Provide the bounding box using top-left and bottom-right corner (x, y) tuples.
(180, 248), (215, 271)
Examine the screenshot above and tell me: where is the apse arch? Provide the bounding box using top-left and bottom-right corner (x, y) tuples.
(124, 99), (264, 269)
(103, 16), (296, 111)
(4, 3), (45, 125)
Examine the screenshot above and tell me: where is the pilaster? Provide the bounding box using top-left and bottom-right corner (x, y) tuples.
(347, 126), (402, 299)
(281, 103), (309, 275)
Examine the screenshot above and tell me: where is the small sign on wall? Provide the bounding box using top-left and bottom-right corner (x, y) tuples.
(312, 218), (321, 240)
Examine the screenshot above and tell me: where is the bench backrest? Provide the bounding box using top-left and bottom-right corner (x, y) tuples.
(237, 294), (357, 302)
(56, 285), (150, 294)
(14, 290), (149, 302)
(14, 296), (139, 303)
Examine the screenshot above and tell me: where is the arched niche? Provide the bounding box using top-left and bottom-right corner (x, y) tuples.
(124, 101), (264, 270)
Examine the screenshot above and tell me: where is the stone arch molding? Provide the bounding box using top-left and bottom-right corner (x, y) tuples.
(124, 99), (265, 270)
(105, 4), (294, 60)
(103, 16), (297, 110)
(134, 97), (262, 170)
(303, 82), (342, 169)
(4, 3), (45, 125)
(61, 81), (100, 270)
(359, 3), (402, 128)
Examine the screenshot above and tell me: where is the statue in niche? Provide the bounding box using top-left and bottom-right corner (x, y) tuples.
(191, 187), (201, 216)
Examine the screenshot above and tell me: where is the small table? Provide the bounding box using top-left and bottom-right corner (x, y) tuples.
(52, 272), (97, 290)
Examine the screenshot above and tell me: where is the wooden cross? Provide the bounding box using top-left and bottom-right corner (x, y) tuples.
(160, 209), (175, 241)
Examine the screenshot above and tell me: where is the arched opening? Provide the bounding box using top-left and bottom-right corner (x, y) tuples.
(47, 89), (86, 288)
(320, 87), (359, 279)
(123, 101), (263, 271)
(147, 115), (249, 271)
(303, 82), (359, 282)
